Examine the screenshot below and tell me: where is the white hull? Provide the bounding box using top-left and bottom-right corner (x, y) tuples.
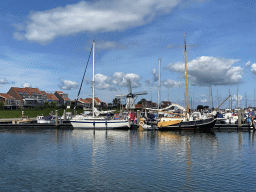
(37, 120), (55, 124)
(70, 119), (131, 129)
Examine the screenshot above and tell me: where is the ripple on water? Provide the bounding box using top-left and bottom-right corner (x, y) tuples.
(1, 129), (256, 191)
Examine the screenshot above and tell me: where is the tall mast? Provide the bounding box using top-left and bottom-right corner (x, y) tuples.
(92, 40), (95, 117)
(184, 33), (189, 114)
(237, 86), (239, 108)
(245, 92), (247, 108)
(158, 58), (161, 109)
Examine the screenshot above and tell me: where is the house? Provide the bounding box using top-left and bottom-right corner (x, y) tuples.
(7, 87), (47, 108)
(54, 91), (71, 106)
(107, 103), (113, 109)
(135, 104), (142, 109)
(135, 100), (158, 109)
(44, 92), (60, 106)
(79, 98), (91, 109)
(0, 93), (19, 109)
(78, 97), (102, 109)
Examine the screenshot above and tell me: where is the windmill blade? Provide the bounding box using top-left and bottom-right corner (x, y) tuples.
(128, 78), (132, 94)
(133, 91), (148, 95)
(115, 95), (127, 98)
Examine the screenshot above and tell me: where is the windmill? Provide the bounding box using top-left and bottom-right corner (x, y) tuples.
(115, 79), (147, 109)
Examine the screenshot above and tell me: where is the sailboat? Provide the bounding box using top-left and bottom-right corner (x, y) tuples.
(157, 35), (217, 130)
(70, 41), (131, 129)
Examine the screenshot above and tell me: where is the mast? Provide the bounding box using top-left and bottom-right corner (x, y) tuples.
(184, 33), (189, 115)
(209, 86), (211, 109)
(237, 86), (239, 108)
(245, 92), (247, 108)
(158, 58), (161, 109)
(229, 89), (231, 109)
(92, 40), (95, 117)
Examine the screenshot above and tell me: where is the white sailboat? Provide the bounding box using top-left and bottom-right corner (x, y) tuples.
(70, 41), (131, 129)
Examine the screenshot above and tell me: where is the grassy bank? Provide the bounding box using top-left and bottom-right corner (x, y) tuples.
(0, 108), (84, 119)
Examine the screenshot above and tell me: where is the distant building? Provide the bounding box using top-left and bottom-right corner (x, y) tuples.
(44, 92), (60, 106)
(135, 104), (143, 109)
(135, 100), (158, 109)
(107, 103), (113, 109)
(79, 98), (91, 109)
(0, 93), (19, 109)
(8, 87), (47, 108)
(78, 97), (102, 109)
(54, 91), (71, 106)
(2, 87), (105, 110)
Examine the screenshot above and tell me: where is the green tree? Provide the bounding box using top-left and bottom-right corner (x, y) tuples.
(197, 105), (203, 111)
(0, 101), (4, 110)
(112, 98), (121, 108)
(50, 102), (57, 109)
(61, 104), (67, 109)
(137, 98), (147, 105)
(44, 101), (50, 108)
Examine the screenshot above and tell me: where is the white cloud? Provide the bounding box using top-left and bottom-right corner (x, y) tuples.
(13, 32), (25, 41)
(112, 72), (141, 88)
(58, 79), (78, 90)
(232, 94), (243, 101)
(95, 74), (116, 91)
(14, 0), (182, 44)
(162, 79), (182, 88)
(201, 99), (207, 103)
(246, 61), (250, 67)
(96, 41), (127, 50)
(251, 63), (256, 74)
(0, 78), (10, 85)
(232, 94), (243, 107)
(152, 69), (159, 82)
(165, 56), (243, 86)
(23, 83), (30, 87)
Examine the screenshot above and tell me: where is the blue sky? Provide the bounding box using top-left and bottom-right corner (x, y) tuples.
(1, 0), (256, 109)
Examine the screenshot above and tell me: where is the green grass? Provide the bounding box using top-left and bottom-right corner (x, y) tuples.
(0, 108), (84, 119)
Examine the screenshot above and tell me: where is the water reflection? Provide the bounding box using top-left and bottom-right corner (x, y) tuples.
(1, 128), (256, 191)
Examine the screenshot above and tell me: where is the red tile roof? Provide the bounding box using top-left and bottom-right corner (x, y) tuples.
(0, 93), (15, 99)
(79, 98), (101, 104)
(8, 87), (30, 101)
(79, 98), (91, 104)
(25, 87), (42, 94)
(10, 87), (29, 93)
(135, 104), (142, 108)
(95, 97), (101, 103)
(45, 93), (59, 101)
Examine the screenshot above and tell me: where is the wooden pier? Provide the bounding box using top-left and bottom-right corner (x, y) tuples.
(0, 118), (254, 131)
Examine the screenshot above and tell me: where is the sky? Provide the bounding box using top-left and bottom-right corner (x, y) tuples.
(1, 0), (256, 109)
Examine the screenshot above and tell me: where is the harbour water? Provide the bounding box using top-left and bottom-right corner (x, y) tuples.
(1, 128), (256, 191)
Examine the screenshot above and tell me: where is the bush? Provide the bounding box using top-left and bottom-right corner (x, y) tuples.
(61, 104), (67, 109)
(0, 101), (4, 110)
(50, 102), (57, 109)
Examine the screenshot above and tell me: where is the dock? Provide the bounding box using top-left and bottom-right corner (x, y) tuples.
(0, 118), (73, 129)
(0, 118), (254, 131)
